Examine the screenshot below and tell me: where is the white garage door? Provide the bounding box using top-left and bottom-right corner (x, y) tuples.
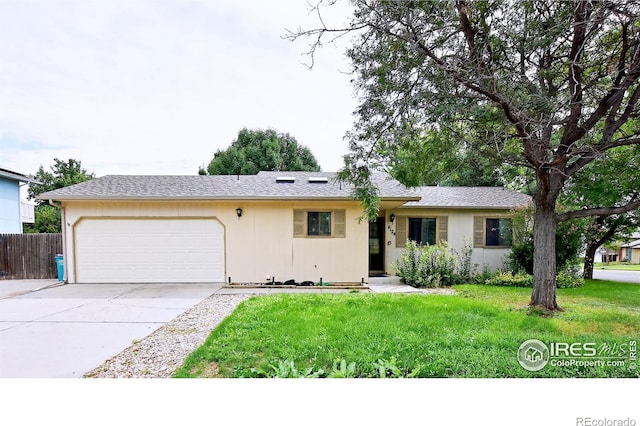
(74, 218), (225, 283)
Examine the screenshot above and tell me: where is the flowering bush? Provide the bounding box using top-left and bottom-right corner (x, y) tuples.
(393, 240), (459, 287)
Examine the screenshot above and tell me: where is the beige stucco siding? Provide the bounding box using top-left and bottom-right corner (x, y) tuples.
(385, 208), (514, 274)
(225, 201), (367, 283)
(62, 200), (367, 284)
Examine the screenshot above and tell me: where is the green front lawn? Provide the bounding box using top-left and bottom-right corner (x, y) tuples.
(596, 262), (640, 271)
(175, 280), (639, 378)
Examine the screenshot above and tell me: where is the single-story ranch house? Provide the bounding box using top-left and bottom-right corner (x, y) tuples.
(620, 236), (640, 264)
(38, 171), (531, 284)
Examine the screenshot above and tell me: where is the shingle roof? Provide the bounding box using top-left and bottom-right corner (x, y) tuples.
(37, 172), (420, 201)
(621, 239), (640, 248)
(37, 172), (531, 208)
(401, 186), (532, 209)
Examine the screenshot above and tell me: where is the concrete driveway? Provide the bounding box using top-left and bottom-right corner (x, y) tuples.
(0, 280), (222, 378)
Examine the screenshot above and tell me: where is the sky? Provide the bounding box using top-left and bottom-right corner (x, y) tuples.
(0, 0), (357, 177)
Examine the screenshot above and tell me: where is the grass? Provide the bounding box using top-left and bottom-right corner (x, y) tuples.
(595, 262), (640, 271)
(174, 280), (639, 378)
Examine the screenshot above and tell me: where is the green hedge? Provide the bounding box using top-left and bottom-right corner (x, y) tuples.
(480, 271), (584, 288)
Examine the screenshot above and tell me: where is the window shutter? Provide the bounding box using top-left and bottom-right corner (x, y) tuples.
(473, 216), (485, 248)
(395, 215), (407, 248)
(293, 210), (305, 238)
(437, 216), (448, 243)
(333, 210), (346, 238)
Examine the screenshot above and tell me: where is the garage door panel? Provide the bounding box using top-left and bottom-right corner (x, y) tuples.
(74, 218), (225, 283)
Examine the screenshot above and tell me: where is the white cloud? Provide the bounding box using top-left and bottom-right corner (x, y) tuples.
(0, 0), (357, 176)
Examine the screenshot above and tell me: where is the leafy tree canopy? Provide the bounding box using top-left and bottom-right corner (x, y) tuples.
(199, 128), (321, 175)
(384, 126), (507, 187)
(559, 144), (640, 277)
(290, 0), (640, 310)
(24, 158), (94, 233)
(28, 158), (95, 204)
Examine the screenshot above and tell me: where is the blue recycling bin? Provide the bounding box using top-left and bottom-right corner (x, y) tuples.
(55, 254), (64, 282)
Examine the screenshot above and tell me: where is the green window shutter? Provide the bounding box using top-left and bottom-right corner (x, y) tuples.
(293, 210), (305, 238)
(437, 216), (448, 243)
(333, 210), (346, 238)
(473, 216), (485, 248)
(395, 215), (407, 248)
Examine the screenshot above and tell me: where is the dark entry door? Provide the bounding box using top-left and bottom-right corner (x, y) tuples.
(369, 217), (385, 274)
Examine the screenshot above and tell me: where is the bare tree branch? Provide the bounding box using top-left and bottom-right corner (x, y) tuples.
(557, 197), (640, 222)
(566, 136), (640, 176)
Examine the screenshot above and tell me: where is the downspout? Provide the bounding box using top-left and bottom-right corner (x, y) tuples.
(48, 199), (62, 209)
(48, 199), (67, 283)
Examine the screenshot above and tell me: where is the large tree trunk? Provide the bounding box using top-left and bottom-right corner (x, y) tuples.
(583, 243), (598, 280)
(530, 198), (560, 311)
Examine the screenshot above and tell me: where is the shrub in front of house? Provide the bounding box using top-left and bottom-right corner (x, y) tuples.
(454, 240), (475, 283)
(479, 270), (584, 288)
(483, 271), (534, 287)
(556, 270), (585, 288)
(507, 220), (584, 275)
(394, 240), (459, 287)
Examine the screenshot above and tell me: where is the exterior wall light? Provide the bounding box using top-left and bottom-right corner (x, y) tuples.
(390, 213), (396, 223)
(236, 208), (243, 218)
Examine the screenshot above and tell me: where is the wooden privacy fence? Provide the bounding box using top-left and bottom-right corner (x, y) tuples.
(0, 233), (63, 280)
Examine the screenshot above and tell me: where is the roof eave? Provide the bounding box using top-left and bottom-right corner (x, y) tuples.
(398, 204), (527, 210)
(37, 195), (421, 202)
(381, 196), (421, 202)
(0, 170), (40, 184)
(37, 195), (361, 202)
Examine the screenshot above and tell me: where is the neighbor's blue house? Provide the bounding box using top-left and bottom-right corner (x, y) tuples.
(0, 167), (37, 233)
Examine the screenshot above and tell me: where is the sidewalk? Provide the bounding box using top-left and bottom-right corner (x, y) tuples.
(0, 279), (62, 299)
(365, 276), (428, 293)
(207, 276), (425, 294)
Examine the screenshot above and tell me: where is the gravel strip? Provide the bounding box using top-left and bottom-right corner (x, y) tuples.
(84, 294), (251, 378)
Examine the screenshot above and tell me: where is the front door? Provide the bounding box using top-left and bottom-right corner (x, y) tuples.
(369, 217), (385, 275)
